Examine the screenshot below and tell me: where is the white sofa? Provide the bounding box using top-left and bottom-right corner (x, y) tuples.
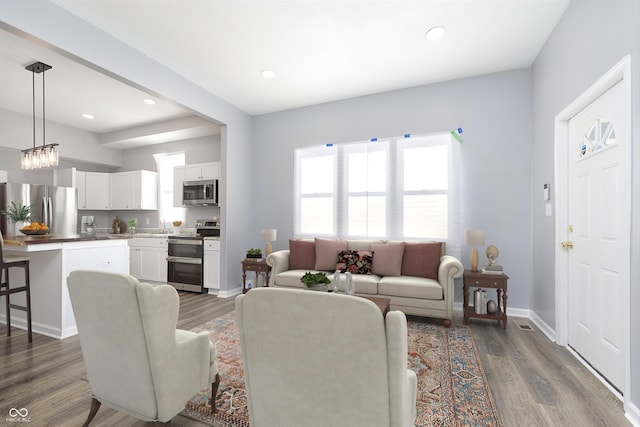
(267, 239), (463, 326)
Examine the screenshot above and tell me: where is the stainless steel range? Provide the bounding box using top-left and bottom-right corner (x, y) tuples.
(166, 219), (220, 293)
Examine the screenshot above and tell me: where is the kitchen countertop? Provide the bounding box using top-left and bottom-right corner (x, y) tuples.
(3, 233), (133, 245)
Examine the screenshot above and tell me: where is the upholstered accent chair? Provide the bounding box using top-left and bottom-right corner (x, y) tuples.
(236, 287), (417, 427)
(67, 270), (219, 426)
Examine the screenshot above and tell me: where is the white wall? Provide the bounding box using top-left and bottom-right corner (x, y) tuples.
(531, 0), (640, 414)
(253, 69), (533, 308)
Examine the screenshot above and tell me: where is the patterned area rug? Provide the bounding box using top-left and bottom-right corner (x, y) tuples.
(182, 312), (501, 426)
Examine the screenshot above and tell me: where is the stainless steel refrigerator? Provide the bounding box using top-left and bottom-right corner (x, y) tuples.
(0, 182), (78, 236)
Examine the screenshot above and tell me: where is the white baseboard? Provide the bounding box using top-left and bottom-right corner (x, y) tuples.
(528, 310), (556, 342)
(0, 315), (70, 339)
(625, 401), (640, 427)
(217, 287), (242, 298)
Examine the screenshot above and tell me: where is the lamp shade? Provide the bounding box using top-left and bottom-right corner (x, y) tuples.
(260, 228), (277, 242)
(464, 229), (485, 246)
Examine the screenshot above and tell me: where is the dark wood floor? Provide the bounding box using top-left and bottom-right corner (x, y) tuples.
(0, 292), (629, 426)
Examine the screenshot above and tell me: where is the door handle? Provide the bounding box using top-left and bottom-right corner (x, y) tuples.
(561, 241), (574, 248)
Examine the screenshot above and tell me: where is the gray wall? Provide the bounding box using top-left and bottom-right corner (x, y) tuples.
(253, 69), (533, 309)
(531, 0), (640, 412)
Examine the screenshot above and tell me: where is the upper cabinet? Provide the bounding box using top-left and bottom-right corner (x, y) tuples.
(65, 168), (156, 211)
(185, 162), (219, 181)
(82, 172), (110, 210)
(110, 171), (158, 210)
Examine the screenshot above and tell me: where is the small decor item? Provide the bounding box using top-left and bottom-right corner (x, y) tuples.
(464, 230), (485, 272)
(484, 245), (503, 272)
(474, 289), (487, 314)
(1, 201), (32, 223)
(345, 272), (355, 295)
(1, 201), (32, 235)
(128, 219), (137, 234)
(487, 300), (498, 314)
(260, 228), (277, 256)
(300, 272), (331, 291)
(332, 270), (341, 292)
(20, 221), (49, 235)
(246, 248), (263, 259)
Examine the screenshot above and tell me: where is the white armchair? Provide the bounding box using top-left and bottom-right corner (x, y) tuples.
(236, 287), (417, 427)
(67, 270), (219, 425)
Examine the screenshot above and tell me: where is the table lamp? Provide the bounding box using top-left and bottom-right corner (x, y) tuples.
(464, 229), (485, 272)
(261, 228), (277, 256)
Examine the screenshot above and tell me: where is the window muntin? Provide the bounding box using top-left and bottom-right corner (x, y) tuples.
(294, 132), (460, 256)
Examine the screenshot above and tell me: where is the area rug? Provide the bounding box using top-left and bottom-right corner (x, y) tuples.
(182, 312), (501, 427)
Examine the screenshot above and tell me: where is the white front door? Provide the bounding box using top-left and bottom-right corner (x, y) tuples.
(566, 79), (630, 392)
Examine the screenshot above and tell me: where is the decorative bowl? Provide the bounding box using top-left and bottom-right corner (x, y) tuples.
(20, 229), (49, 235)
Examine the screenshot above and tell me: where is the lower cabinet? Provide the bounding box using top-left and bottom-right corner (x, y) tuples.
(129, 238), (168, 283)
(204, 239), (220, 292)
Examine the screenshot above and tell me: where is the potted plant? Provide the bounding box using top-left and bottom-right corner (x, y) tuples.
(127, 219), (137, 234)
(300, 272), (331, 291)
(246, 248), (262, 259)
(0, 201), (32, 234)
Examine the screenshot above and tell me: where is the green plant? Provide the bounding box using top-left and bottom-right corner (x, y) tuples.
(0, 201), (32, 223)
(127, 219), (137, 228)
(300, 272), (331, 288)
(246, 248), (262, 255)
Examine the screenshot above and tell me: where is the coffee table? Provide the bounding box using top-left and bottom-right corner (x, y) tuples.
(358, 295), (391, 316)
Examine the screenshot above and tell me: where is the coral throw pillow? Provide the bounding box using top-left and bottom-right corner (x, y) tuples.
(371, 242), (405, 276)
(289, 240), (316, 270)
(336, 250), (374, 274)
(314, 238), (347, 270)
(401, 242), (442, 279)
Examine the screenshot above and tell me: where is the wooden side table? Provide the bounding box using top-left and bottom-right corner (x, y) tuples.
(463, 269), (509, 329)
(241, 259), (271, 294)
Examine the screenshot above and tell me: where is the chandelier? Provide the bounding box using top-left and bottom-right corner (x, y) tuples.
(21, 61), (59, 170)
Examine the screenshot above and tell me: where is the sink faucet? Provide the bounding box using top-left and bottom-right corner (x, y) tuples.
(160, 218), (166, 234)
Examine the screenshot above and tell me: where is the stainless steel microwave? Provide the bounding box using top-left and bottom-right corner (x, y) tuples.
(182, 180), (218, 206)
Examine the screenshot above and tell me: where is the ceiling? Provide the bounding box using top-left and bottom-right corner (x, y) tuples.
(0, 0), (570, 148)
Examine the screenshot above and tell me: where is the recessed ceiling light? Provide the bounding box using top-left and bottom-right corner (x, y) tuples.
(261, 69), (276, 79)
(143, 98), (156, 105)
(425, 26), (446, 41)
(82, 113), (94, 120)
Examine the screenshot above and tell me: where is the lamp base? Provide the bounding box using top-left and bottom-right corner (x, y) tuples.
(470, 248), (479, 271)
(265, 242), (272, 256)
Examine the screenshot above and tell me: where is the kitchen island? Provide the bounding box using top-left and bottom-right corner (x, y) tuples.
(2, 234), (130, 339)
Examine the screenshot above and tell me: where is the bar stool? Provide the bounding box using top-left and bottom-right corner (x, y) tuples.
(0, 230), (32, 343)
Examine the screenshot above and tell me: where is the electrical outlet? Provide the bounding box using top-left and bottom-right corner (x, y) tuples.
(146, 218), (150, 225)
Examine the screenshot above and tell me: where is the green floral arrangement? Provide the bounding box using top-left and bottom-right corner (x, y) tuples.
(300, 272), (331, 288)
(0, 201), (32, 223)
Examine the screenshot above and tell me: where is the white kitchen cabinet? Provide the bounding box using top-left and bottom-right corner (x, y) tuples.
(110, 171), (158, 210)
(83, 172), (110, 210)
(129, 237), (168, 283)
(76, 170), (86, 209)
(185, 162), (219, 181)
(173, 165), (185, 207)
(204, 239), (220, 292)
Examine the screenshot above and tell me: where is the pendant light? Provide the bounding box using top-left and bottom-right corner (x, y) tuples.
(21, 61), (59, 170)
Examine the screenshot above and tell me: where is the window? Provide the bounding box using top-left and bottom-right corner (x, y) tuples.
(294, 132), (461, 257)
(154, 152), (185, 227)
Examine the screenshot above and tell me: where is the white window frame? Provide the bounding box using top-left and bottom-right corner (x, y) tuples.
(294, 132), (461, 258)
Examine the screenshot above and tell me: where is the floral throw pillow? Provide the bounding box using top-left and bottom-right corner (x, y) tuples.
(336, 250), (374, 274)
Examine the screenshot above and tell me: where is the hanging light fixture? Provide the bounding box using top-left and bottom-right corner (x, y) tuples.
(21, 61), (59, 170)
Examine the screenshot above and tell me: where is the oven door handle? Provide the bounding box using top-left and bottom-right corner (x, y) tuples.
(168, 240), (203, 246)
(166, 256), (202, 265)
